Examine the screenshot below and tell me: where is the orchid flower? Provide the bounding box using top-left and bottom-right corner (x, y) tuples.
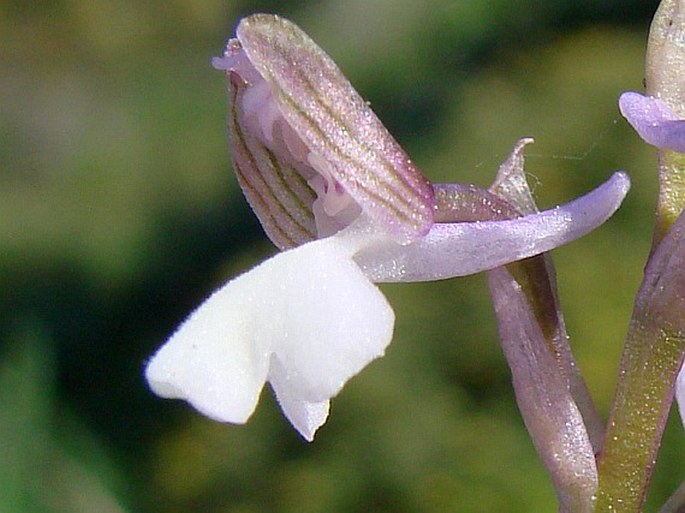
(145, 13), (630, 441)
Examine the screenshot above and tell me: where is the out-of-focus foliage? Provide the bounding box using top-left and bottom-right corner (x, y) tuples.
(1, 0), (681, 512)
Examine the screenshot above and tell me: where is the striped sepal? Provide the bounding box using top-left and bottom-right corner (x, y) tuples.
(228, 70), (318, 250)
(236, 14), (435, 244)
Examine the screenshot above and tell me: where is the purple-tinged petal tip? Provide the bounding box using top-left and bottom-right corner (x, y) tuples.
(619, 91), (685, 152)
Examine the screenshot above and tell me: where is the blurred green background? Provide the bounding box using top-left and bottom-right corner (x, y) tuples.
(2, 0), (683, 512)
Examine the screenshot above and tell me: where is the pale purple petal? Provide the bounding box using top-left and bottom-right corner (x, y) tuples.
(489, 267), (597, 513)
(432, 182), (518, 223)
(486, 141), (599, 510)
(356, 171), (630, 282)
(619, 91), (685, 152)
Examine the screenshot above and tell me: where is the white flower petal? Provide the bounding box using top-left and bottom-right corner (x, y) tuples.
(145, 231), (394, 438)
(145, 265), (273, 424)
(268, 355), (330, 441)
(268, 236), (395, 404)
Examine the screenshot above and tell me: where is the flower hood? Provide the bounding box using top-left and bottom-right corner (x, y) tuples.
(145, 14), (630, 441)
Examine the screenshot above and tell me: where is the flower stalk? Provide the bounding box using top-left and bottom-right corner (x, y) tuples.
(595, 210), (685, 511)
(598, 1), (685, 511)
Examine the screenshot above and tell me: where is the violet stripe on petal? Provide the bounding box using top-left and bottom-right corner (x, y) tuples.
(229, 72), (318, 248)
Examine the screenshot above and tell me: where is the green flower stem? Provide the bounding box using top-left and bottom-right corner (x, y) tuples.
(655, 150), (685, 245)
(595, 323), (685, 513)
(594, 208), (685, 513)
